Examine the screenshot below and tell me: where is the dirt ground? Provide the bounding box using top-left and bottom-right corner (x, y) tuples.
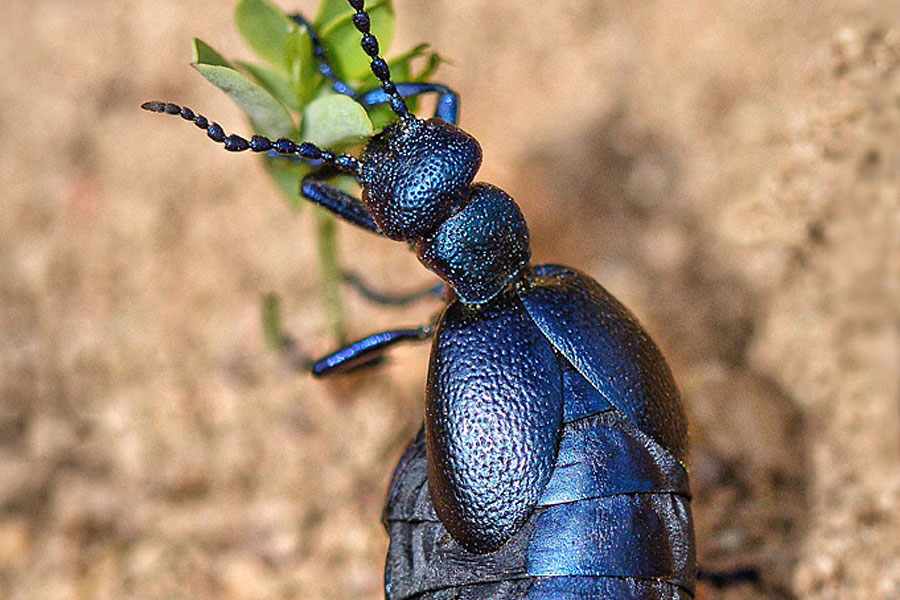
(1, 0), (897, 599)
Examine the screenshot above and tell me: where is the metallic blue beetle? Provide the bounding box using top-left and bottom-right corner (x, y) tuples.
(144, 1), (696, 597)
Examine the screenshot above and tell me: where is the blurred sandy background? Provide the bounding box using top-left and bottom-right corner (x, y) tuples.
(1, 0), (897, 599)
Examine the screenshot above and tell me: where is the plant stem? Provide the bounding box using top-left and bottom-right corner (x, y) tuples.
(314, 208), (346, 343)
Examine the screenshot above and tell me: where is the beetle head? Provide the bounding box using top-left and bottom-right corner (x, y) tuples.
(358, 117), (482, 240)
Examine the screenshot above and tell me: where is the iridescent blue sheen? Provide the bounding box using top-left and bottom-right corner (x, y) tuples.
(383, 324), (695, 598)
(361, 83), (460, 125)
(425, 293), (562, 553)
(360, 117), (482, 240)
(311, 328), (427, 376)
(521, 265), (689, 462)
(416, 184), (531, 304)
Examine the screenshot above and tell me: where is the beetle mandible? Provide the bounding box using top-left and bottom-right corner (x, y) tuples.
(144, 0), (697, 597)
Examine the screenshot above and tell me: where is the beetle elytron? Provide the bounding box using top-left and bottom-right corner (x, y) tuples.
(144, 0), (696, 597)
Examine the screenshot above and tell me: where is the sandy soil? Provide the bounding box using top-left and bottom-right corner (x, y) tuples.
(1, 1), (897, 599)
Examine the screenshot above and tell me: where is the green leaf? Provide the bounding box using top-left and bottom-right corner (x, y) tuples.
(414, 51), (450, 83)
(393, 43), (430, 70)
(300, 94), (372, 147)
(285, 28), (319, 106)
(367, 104), (397, 131)
(314, 0), (353, 30)
(235, 0), (297, 72)
(192, 38), (232, 68)
(320, 0), (394, 81)
(236, 60), (302, 112)
(193, 63), (296, 138)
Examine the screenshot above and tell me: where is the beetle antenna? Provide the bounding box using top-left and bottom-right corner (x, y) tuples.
(140, 101), (361, 174)
(346, 0), (410, 119)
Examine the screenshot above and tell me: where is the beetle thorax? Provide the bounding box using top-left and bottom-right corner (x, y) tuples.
(415, 183), (531, 305)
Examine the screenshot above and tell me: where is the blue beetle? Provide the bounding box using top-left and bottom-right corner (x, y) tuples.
(144, 0), (696, 597)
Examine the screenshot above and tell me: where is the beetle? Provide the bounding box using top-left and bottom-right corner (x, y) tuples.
(143, 0), (697, 597)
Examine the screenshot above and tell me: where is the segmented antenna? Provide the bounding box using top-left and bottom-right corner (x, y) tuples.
(140, 101), (361, 174)
(346, 0), (410, 119)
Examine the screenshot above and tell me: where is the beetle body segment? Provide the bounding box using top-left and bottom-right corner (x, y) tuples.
(425, 292), (562, 553)
(416, 183), (531, 304)
(360, 118), (483, 240)
(522, 265), (689, 463)
(384, 279), (696, 597)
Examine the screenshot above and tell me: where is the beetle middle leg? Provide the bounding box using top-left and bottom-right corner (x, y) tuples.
(301, 168), (450, 306)
(343, 271), (446, 307)
(311, 325), (434, 377)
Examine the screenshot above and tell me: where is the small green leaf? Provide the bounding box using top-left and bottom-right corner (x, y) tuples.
(367, 105), (397, 131)
(193, 63), (296, 138)
(192, 38), (232, 68)
(314, 0), (353, 30)
(414, 51), (449, 83)
(285, 27), (319, 106)
(301, 94), (372, 147)
(235, 0), (297, 72)
(393, 43), (430, 70)
(320, 0), (394, 81)
(236, 60), (302, 112)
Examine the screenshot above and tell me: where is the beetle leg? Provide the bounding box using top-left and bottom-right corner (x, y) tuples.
(343, 271), (445, 306)
(359, 83), (460, 124)
(311, 325), (433, 377)
(301, 172), (382, 234)
(698, 566), (761, 589)
(288, 14), (461, 124)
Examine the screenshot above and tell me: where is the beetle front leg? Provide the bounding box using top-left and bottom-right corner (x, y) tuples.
(301, 173), (382, 235)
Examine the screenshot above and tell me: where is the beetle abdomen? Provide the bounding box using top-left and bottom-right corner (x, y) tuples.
(528, 409), (695, 596)
(383, 362), (695, 599)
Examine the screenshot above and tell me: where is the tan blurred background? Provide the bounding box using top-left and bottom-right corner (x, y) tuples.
(1, 0), (898, 599)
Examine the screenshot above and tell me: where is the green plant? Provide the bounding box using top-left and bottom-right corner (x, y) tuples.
(194, 0), (444, 343)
